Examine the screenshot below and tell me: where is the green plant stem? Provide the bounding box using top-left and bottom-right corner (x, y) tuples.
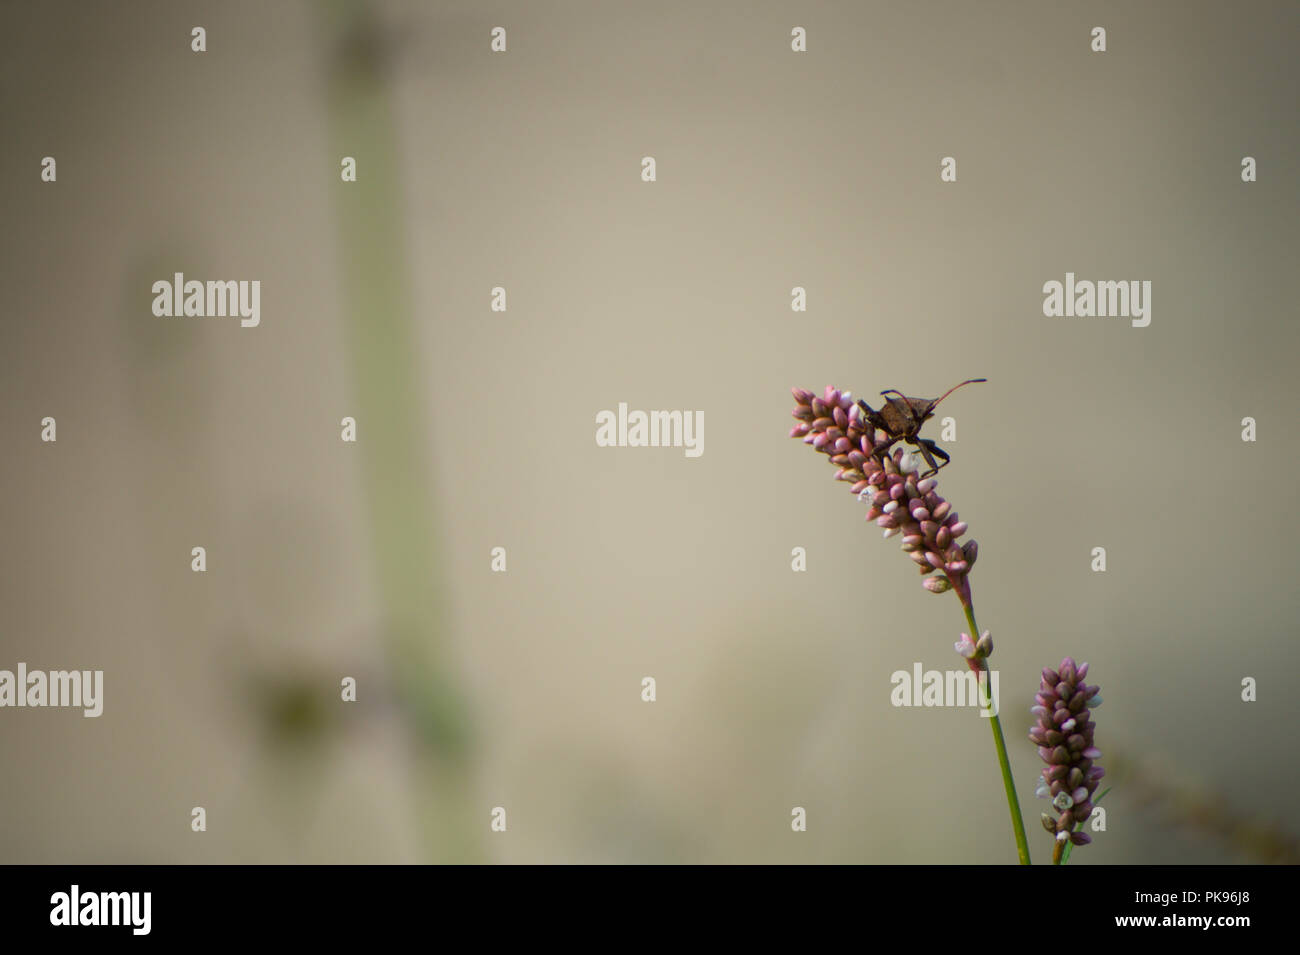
(319, 0), (481, 862)
(961, 600), (1031, 865)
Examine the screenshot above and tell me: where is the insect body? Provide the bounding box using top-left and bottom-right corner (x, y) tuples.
(856, 378), (986, 478)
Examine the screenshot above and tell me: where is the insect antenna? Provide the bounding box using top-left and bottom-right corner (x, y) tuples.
(927, 377), (987, 409)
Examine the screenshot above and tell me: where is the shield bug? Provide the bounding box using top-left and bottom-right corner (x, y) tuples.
(855, 378), (986, 478)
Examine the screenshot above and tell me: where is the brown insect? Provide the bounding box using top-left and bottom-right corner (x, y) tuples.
(855, 378), (986, 478)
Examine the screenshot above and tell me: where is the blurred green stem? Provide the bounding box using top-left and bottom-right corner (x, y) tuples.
(320, 0), (480, 862)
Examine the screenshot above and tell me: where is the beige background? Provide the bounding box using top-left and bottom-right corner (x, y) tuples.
(2, 0), (1298, 863)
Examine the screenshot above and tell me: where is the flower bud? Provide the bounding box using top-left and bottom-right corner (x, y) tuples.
(1030, 657), (1103, 857)
(924, 575), (953, 594)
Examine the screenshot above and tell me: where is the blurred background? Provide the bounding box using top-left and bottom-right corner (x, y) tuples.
(2, 0), (1298, 863)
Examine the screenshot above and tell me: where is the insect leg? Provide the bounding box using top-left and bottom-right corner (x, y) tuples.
(870, 436), (900, 465)
(914, 438), (950, 478)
